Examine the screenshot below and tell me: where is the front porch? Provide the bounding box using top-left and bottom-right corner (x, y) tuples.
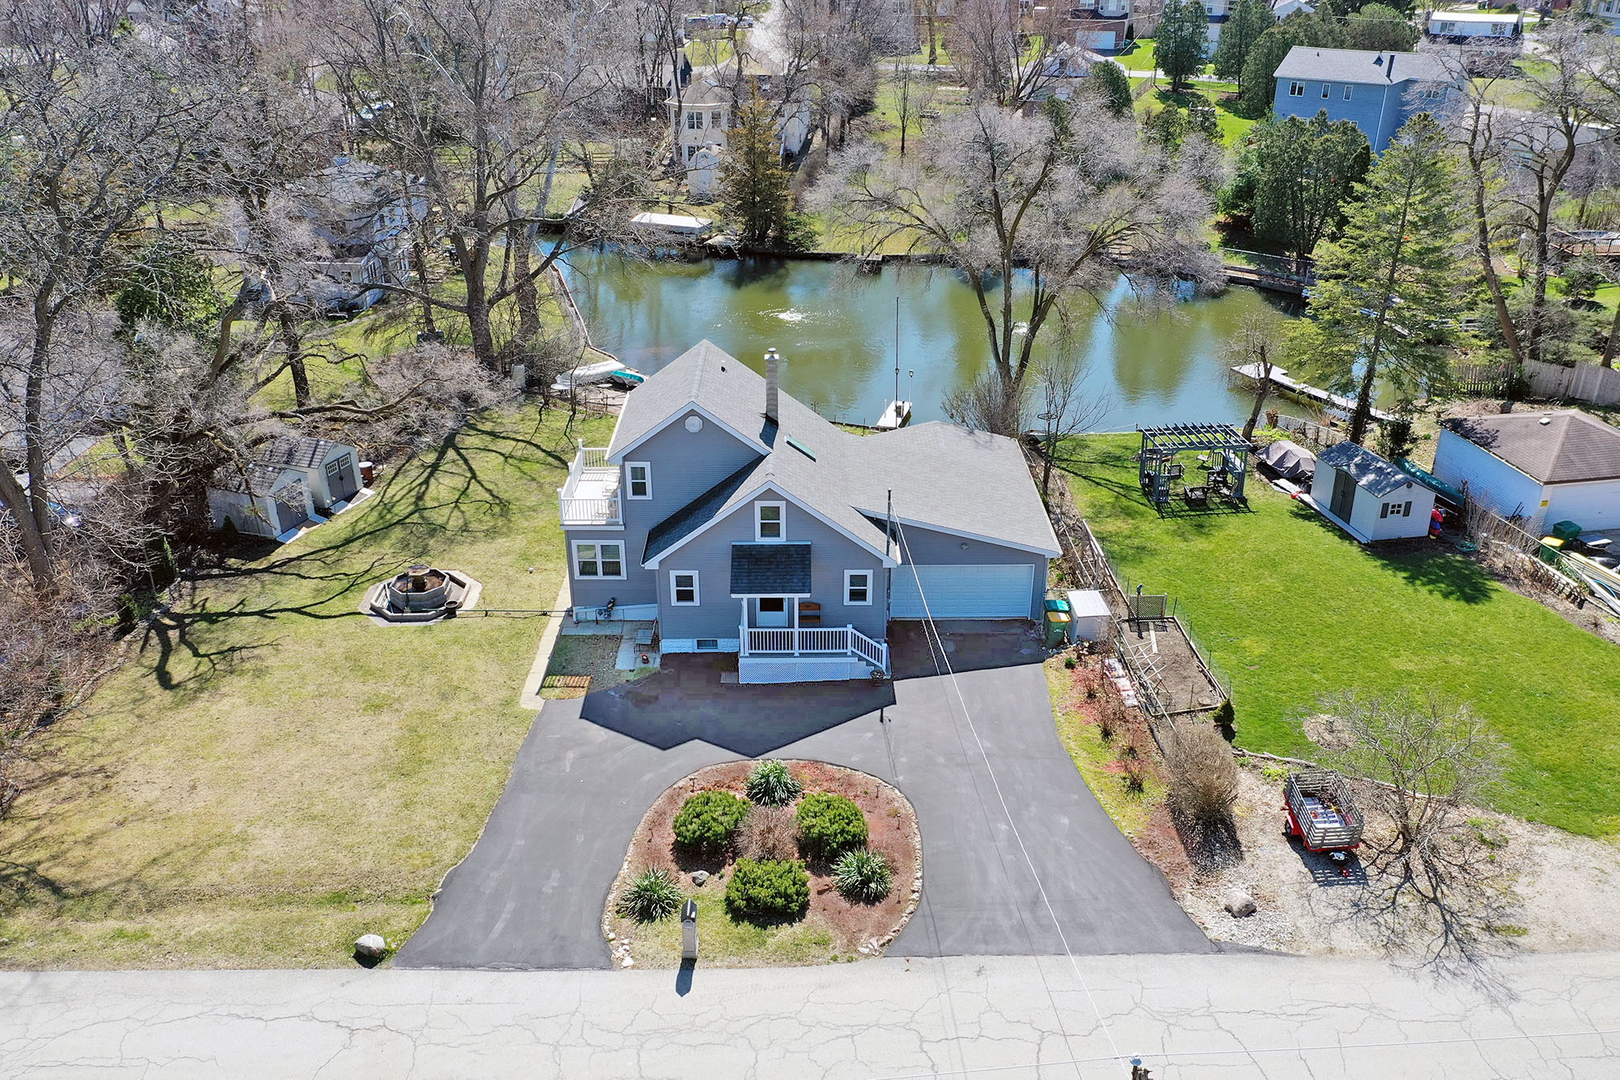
(737, 599), (888, 685)
(557, 443), (621, 526)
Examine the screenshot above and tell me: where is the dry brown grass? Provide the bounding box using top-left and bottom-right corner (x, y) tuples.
(0, 408), (612, 968)
(739, 806), (798, 861)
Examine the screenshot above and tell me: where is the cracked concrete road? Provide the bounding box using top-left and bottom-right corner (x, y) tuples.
(3, 952), (1618, 1078)
(396, 630), (1209, 968)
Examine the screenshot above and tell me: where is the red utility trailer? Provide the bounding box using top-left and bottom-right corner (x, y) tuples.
(1283, 769), (1363, 871)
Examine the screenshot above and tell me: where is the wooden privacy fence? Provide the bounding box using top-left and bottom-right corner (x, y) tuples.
(1522, 358), (1620, 406)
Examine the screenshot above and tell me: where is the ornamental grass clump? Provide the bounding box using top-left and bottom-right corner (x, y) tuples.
(745, 759), (802, 807)
(615, 867), (684, 923)
(796, 792), (868, 861)
(723, 858), (810, 921)
(740, 805), (799, 861)
(672, 790), (750, 857)
(832, 848), (893, 904)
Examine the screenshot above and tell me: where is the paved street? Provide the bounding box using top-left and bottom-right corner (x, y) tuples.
(4, 951), (1617, 1078)
(396, 628), (1209, 969)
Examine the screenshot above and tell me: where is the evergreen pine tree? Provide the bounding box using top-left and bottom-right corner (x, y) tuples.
(1212, 0), (1275, 91)
(1156, 0), (1211, 95)
(1305, 114), (1466, 446)
(721, 90), (793, 248)
(1251, 110), (1371, 269)
(1092, 59), (1134, 119)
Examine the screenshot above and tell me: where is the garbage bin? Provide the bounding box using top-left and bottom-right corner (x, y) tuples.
(1539, 536), (1566, 565)
(1043, 610), (1071, 648)
(1551, 520), (1583, 543)
(1043, 597), (1071, 614)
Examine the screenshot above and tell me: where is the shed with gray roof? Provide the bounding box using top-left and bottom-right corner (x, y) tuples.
(1309, 441), (1435, 543)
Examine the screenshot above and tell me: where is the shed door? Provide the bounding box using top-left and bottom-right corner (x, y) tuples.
(272, 494), (306, 534)
(890, 564), (1034, 620)
(325, 455), (359, 502)
(1329, 469), (1356, 521)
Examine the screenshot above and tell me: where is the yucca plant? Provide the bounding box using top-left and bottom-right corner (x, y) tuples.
(745, 759), (802, 807)
(615, 867), (684, 922)
(832, 848), (893, 904)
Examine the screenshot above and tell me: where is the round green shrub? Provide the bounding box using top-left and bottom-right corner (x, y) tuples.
(672, 790), (750, 855)
(832, 848), (893, 903)
(723, 858), (810, 921)
(796, 792), (868, 860)
(615, 867), (684, 922)
(745, 759), (802, 807)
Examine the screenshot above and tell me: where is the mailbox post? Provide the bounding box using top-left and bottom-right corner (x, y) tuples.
(681, 898), (698, 962)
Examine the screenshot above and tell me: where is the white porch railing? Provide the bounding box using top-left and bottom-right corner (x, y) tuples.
(738, 605), (889, 673)
(557, 441), (621, 526)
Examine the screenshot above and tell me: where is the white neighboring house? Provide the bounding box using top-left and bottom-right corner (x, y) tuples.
(1590, 0), (1620, 34)
(667, 57), (813, 172)
(283, 157), (429, 315)
(1271, 0), (1314, 17)
(688, 143), (724, 200)
(1433, 409), (1620, 532)
(1202, 0), (1231, 55)
(1425, 9), (1522, 42)
(1309, 442), (1436, 542)
(207, 436), (365, 540)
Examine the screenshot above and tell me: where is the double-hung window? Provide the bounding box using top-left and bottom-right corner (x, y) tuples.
(573, 541), (624, 578)
(1289, 81), (1305, 98)
(844, 570), (872, 606)
(1321, 83), (1331, 99)
(710, 110), (723, 128)
(687, 111), (702, 130)
(671, 571), (699, 605)
(1343, 84), (1353, 100)
(755, 501), (785, 541)
(626, 462), (652, 500)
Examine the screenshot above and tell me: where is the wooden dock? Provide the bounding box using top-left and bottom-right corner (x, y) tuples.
(1231, 364), (1394, 424)
(875, 400), (912, 431)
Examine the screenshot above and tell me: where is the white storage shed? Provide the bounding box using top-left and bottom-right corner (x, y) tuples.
(1064, 589), (1112, 642)
(1309, 442), (1435, 542)
(207, 464), (314, 539)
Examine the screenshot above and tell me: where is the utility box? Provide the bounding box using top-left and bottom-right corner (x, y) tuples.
(1064, 589), (1111, 642)
(681, 898), (698, 961)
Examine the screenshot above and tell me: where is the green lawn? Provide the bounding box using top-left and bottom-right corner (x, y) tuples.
(0, 406), (614, 967)
(1062, 435), (1620, 837)
(1116, 39), (1157, 72)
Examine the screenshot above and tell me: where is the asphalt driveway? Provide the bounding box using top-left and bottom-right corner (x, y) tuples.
(395, 628), (1210, 969)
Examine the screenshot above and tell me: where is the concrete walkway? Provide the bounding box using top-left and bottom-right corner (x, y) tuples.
(4, 952), (1617, 1078)
(396, 629), (1208, 969)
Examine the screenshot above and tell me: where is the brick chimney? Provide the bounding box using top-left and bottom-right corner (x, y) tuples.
(765, 348), (780, 421)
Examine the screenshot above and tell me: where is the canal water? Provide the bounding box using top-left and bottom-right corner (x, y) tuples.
(559, 251), (1295, 430)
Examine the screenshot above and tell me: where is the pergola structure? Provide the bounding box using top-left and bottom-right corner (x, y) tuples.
(1138, 423), (1251, 510)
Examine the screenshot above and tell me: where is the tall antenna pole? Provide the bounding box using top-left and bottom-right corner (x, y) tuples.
(894, 295), (900, 411)
(885, 487), (895, 628)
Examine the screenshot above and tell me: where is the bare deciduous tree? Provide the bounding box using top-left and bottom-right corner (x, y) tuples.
(1325, 690), (1513, 978)
(816, 97), (1216, 432)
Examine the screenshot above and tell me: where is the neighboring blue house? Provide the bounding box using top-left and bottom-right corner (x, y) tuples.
(557, 341), (1062, 684)
(1272, 47), (1459, 152)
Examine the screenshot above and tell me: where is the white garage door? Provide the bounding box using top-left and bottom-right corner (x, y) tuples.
(1547, 482), (1620, 531)
(890, 564), (1035, 620)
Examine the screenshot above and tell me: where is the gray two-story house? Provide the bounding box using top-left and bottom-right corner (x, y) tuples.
(1272, 47), (1459, 153)
(558, 341), (1062, 684)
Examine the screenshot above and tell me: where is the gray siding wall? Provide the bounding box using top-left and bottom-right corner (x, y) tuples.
(566, 409), (762, 611)
(657, 496), (886, 642)
(892, 524), (1049, 620)
(1273, 85), (1392, 148)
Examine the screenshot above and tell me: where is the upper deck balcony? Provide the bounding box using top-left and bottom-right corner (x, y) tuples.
(557, 443), (622, 527)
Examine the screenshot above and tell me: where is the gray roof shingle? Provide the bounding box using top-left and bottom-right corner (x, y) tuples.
(731, 543), (812, 595)
(1273, 47), (1450, 86)
(1446, 409), (1620, 484)
(258, 436), (341, 470)
(627, 342), (1061, 564)
(1317, 441), (1419, 498)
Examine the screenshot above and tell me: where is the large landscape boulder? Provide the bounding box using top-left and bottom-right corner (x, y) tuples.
(1223, 890), (1258, 919)
(353, 934), (388, 961)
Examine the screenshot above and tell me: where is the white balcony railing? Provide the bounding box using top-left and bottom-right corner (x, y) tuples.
(738, 605), (889, 673)
(557, 442), (621, 526)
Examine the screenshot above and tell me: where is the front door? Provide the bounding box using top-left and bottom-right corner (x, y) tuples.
(756, 597), (789, 628)
(1329, 468), (1356, 521)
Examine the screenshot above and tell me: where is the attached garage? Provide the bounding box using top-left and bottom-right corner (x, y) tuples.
(890, 563), (1037, 620)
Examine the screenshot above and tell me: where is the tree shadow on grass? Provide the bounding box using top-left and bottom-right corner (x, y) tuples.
(1282, 501), (1497, 605)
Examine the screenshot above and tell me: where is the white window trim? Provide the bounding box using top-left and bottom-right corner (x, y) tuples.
(755, 501), (786, 542)
(670, 570), (700, 606)
(1289, 81), (1305, 98)
(1343, 84), (1353, 100)
(572, 540), (626, 580)
(626, 461), (652, 500)
(844, 569), (873, 606)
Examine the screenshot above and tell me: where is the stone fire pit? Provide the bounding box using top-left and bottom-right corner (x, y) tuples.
(362, 564), (482, 624)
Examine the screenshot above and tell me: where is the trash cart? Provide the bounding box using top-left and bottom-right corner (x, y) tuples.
(1043, 609), (1071, 648)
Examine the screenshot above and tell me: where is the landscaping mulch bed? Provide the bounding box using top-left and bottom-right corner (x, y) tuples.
(603, 760), (922, 968)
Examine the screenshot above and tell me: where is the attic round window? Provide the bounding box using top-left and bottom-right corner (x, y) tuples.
(685, 415), (704, 433)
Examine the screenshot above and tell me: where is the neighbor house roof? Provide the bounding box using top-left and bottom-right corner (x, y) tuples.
(625, 342), (1062, 567)
(1445, 409), (1620, 484)
(1316, 441), (1419, 498)
(258, 436), (342, 471)
(1273, 47), (1450, 86)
